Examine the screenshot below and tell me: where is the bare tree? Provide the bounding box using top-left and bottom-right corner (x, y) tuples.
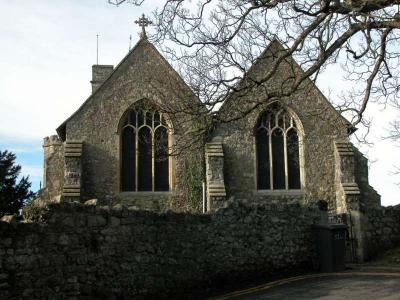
(384, 100), (400, 182)
(110, 1), (400, 134)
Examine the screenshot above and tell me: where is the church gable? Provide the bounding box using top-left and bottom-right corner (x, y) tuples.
(218, 38), (351, 135)
(52, 35), (203, 205)
(57, 38), (198, 141)
(210, 38), (354, 209)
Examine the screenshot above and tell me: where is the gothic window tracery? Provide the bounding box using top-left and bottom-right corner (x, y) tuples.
(256, 103), (302, 190)
(120, 104), (170, 192)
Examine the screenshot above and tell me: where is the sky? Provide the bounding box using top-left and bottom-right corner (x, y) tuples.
(0, 0), (399, 206)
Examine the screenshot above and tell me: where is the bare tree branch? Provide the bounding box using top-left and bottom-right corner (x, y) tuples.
(110, 0), (400, 152)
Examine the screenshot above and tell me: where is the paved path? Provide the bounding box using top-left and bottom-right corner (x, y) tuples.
(212, 272), (400, 300)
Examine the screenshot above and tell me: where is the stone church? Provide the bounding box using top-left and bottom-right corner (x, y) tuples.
(3, 18), (400, 300)
(39, 18), (381, 215)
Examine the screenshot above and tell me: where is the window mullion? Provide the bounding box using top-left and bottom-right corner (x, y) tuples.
(135, 128), (138, 192)
(151, 129), (155, 192)
(152, 113), (155, 192)
(268, 128), (273, 190)
(283, 129), (289, 190)
(168, 129), (172, 191)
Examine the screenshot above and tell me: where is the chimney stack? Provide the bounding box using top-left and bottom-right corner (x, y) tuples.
(91, 65), (113, 93)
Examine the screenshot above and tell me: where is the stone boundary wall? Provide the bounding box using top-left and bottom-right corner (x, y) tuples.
(0, 202), (321, 299)
(363, 206), (400, 259)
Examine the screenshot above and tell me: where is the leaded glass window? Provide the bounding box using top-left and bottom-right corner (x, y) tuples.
(256, 104), (301, 190)
(120, 105), (170, 192)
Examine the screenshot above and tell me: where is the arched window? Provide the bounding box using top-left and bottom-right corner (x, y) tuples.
(256, 103), (301, 190)
(120, 104), (170, 192)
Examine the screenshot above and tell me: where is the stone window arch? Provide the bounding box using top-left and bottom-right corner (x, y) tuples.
(119, 102), (172, 192)
(255, 102), (304, 190)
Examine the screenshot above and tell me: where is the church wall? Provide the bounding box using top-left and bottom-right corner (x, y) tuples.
(213, 47), (349, 209)
(353, 148), (381, 209)
(0, 201), (321, 299)
(213, 102), (347, 209)
(56, 39), (371, 213)
(64, 41), (204, 210)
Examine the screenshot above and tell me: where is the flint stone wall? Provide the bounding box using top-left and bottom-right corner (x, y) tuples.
(213, 40), (350, 211)
(42, 135), (64, 201)
(63, 39), (202, 208)
(363, 206), (400, 259)
(0, 202), (320, 299)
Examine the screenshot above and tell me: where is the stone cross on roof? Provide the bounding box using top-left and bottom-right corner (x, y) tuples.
(135, 14), (153, 39)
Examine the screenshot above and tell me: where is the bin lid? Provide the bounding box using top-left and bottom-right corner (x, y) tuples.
(313, 223), (348, 230)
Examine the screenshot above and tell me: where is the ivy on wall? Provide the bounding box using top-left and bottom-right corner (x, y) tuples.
(169, 118), (208, 213)
(180, 151), (204, 212)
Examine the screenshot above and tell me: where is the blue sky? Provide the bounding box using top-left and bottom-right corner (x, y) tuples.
(0, 0), (162, 192)
(0, 1), (399, 205)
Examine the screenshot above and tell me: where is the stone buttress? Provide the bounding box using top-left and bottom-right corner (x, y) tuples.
(334, 141), (361, 213)
(334, 140), (381, 262)
(205, 140), (226, 211)
(62, 140), (83, 202)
